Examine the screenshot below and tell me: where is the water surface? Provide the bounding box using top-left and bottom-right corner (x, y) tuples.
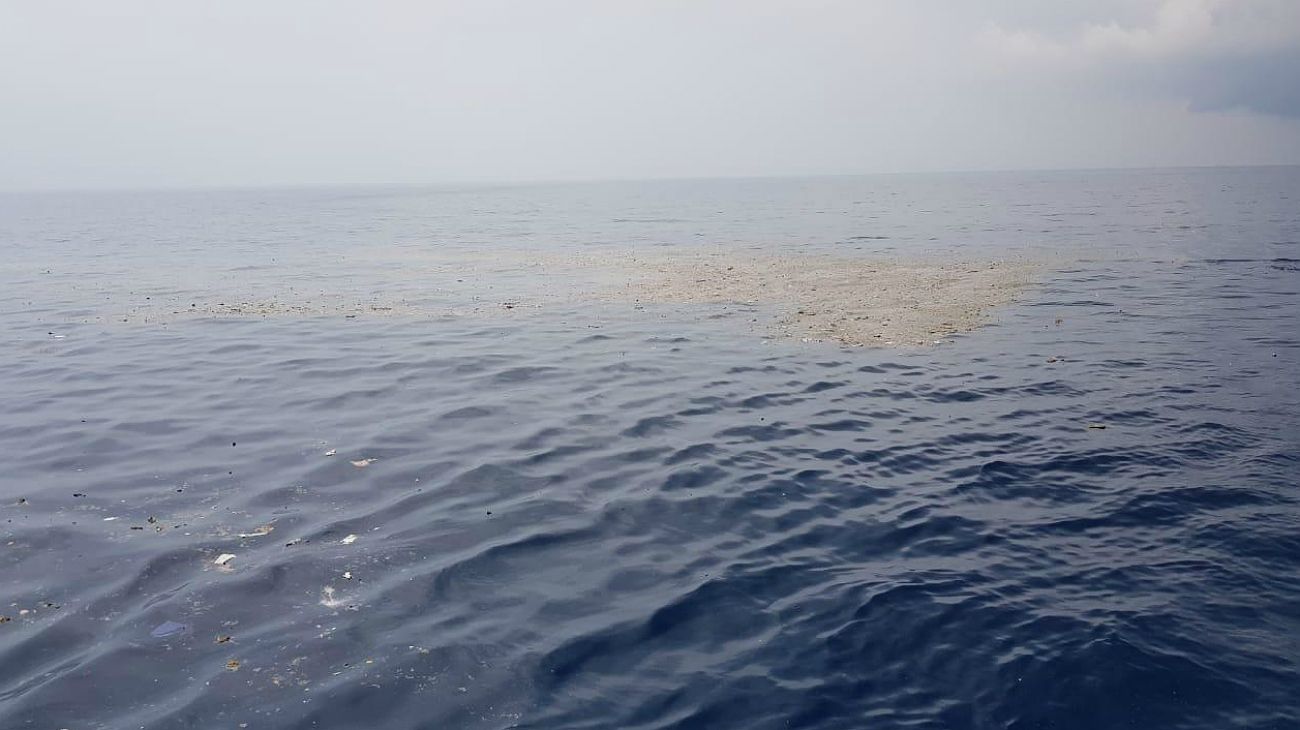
(2, 168), (1298, 729)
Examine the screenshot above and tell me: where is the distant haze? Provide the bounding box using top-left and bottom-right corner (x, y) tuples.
(3, 0), (1300, 190)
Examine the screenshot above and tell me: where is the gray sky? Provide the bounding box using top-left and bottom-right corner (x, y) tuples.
(3, 0), (1300, 190)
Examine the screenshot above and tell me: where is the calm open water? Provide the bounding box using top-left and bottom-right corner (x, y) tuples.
(1, 168), (1298, 729)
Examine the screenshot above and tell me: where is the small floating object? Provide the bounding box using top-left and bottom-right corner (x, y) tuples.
(151, 620), (189, 639)
(1086, 423), (1107, 430)
(343, 571), (353, 580)
(214, 553), (236, 566)
(238, 525), (274, 538)
(324, 449), (337, 457)
(350, 458), (376, 468)
(215, 635), (233, 644)
(226, 659), (241, 671)
(340, 534), (358, 545)
(320, 585), (345, 608)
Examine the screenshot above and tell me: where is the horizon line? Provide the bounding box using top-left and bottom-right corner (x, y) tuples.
(3, 162), (1298, 196)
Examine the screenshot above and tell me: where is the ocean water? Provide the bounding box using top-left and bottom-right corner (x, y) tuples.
(1, 167), (1298, 729)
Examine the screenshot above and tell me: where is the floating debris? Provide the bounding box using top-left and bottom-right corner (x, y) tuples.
(0, 616), (10, 624)
(350, 459), (376, 468)
(320, 586), (344, 608)
(340, 534), (358, 545)
(226, 659), (241, 671)
(1087, 423), (1107, 430)
(151, 621), (189, 639)
(103, 516), (119, 521)
(215, 635), (233, 644)
(343, 571), (353, 580)
(324, 449), (337, 457)
(238, 525), (274, 538)
(214, 553), (237, 566)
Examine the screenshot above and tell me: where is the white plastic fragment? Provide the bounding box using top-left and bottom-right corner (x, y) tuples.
(214, 553), (236, 566)
(340, 534), (357, 545)
(320, 586), (343, 607)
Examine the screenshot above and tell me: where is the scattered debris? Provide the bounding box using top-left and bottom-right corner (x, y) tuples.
(214, 553), (237, 566)
(0, 616), (10, 624)
(340, 534), (358, 545)
(350, 459), (376, 468)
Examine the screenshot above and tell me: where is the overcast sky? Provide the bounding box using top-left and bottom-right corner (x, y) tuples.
(3, 0), (1300, 190)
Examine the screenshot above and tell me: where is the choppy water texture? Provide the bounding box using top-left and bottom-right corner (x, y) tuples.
(2, 168), (1299, 729)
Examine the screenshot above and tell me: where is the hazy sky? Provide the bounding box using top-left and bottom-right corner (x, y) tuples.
(3, 0), (1300, 189)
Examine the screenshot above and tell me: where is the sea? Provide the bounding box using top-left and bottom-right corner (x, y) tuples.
(1, 166), (1298, 729)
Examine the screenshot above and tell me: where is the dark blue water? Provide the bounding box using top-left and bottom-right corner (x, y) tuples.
(2, 168), (1298, 729)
